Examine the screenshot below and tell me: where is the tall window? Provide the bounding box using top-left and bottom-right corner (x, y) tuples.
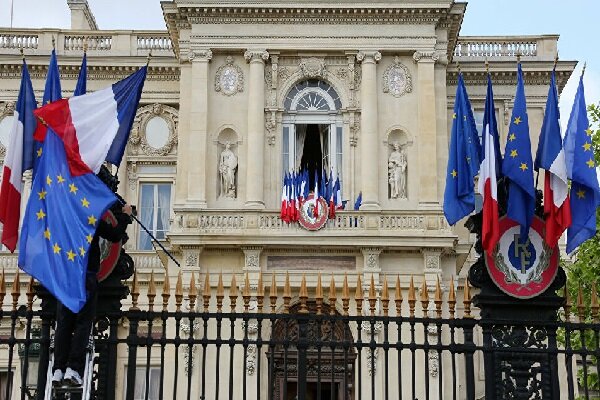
(138, 183), (172, 250)
(125, 367), (160, 400)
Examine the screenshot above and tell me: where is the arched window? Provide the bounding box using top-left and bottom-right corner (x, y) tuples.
(284, 80), (342, 112)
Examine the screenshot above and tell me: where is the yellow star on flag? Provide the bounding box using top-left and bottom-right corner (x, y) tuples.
(81, 198), (90, 208)
(37, 148), (42, 157)
(583, 142), (592, 152)
(508, 133), (516, 142)
(586, 128), (593, 136)
(452, 113), (457, 119)
(577, 189), (586, 199)
(79, 246), (86, 257)
(87, 215), (97, 226)
(510, 149), (518, 158)
(46, 175), (52, 185)
(66, 250), (76, 262)
(587, 159), (595, 168)
(451, 169), (457, 178)
(53, 243), (61, 254)
(86, 234), (93, 244)
(514, 116), (522, 125)
(36, 209), (46, 220)
(57, 175), (65, 184)
(69, 183), (78, 194)
(38, 189), (47, 200)
(519, 163), (528, 171)
(44, 228), (51, 240)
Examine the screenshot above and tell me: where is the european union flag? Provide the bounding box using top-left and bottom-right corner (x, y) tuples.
(18, 129), (116, 313)
(33, 49), (62, 174)
(443, 74), (480, 225)
(564, 74), (600, 253)
(502, 64), (535, 240)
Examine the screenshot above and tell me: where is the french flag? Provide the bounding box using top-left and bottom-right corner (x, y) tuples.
(534, 70), (571, 247)
(280, 174), (289, 222)
(0, 61), (37, 252)
(33, 67), (147, 175)
(478, 75), (501, 254)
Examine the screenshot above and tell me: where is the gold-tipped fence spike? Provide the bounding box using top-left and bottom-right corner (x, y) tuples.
(395, 275), (403, 316)
(342, 273), (350, 316)
(448, 276), (456, 319)
(381, 275), (390, 317)
(202, 274), (211, 311)
(408, 276), (416, 318)
(368, 274), (377, 316)
(283, 272), (292, 313)
(26, 276), (35, 311)
(299, 274), (308, 314)
(257, 272), (264, 312)
(577, 284), (585, 322)
(243, 272), (251, 312)
(130, 270), (139, 311)
(147, 270), (156, 312)
(435, 277), (443, 319)
(591, 282), (599, 323)
(420, 279), (429, 314)
(315, 273), (323, 315)
(563, 281), (572, 321)
(230, 274), (238, 312)
(189, 272), (198, 311)
(355, 274), (363, 316)
(270, 274), (278, 313)
(162, 269), (171, 311)
(0, 268), (6, 309)
(329, 275), (337, 316)
(175, 271), (184, 312)
(463, 278), (472, 318)
(216, 272), (224, 313)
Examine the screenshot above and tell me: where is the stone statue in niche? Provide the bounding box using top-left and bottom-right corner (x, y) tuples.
(219, 142), (238, 198)
(388, 142), (407, 199)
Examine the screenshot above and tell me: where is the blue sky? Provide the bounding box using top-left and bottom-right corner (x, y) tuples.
(0, 0), (598, 122)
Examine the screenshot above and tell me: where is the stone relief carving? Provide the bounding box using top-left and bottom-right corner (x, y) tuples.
(299, 57), (327, 79)
(383, 57), (412, 97)
(265, 113), (276, 146)
(185, 252), (199, 268)
(388, 142), (407, 199)
(126, 162), (137, 191)
(128, 103), (178, 157)
(219, 142), (238, 198)
(188, 49), (213, 62)
(215, 56), (244, 96)
(278, 66), (291, 82)
(243, 248), (262, 271)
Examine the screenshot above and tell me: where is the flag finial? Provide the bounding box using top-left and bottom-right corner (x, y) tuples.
(52, 36), (55, 49)
(485, 57), (489, 74)
(516, 49), (521, 64)
(582, 62), (587, 77)
(456, 61), (461, 74)
(19, 47), (25, 61)
(553, 52), (559, 70)
(83, 37), (88, 54)
(146, 51), (152, 67)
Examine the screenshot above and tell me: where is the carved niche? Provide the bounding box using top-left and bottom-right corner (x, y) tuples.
(128, 104), (178, 157)
(383, 56), (412, 97)
(215, 56), (244, 96)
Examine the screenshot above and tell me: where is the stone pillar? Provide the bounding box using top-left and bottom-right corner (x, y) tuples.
(188, 49), (212, 208)
(244, 50), (269, 209)
(413, 51), (439, 207)
(356, 51), (381, 210)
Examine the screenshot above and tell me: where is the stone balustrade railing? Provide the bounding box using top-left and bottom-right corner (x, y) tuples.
(0, 28), (173, 56)
(172, 210), (451, 235)
(454, 35), (559, 61)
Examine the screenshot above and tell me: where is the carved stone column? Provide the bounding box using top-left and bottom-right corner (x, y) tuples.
(356, 51), (381, 210)
(413, 51), (439, 207)
(188, 49), (212, 208)
(244, 50), (269, 209)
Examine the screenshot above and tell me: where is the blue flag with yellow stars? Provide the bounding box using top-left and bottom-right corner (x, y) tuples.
(18, 129), (116, 313)
(564, 74), (600, 254)
(444, 74), (480, 225)
(502, 63), (535, 241)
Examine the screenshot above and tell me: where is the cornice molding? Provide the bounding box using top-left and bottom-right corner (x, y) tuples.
(0, 64), (180, 81)
(446, 69), (573, 92)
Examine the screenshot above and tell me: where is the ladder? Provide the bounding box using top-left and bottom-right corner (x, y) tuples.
(43, 329), (95, 400)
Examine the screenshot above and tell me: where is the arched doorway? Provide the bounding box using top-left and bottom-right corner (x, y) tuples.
(269, 301), (356, 400)
(282, 80), (344, 191)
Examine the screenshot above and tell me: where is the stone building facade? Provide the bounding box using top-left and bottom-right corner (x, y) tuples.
(0, 0), (576, 398)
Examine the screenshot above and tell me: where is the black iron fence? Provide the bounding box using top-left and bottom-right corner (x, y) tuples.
(1, 270), (600, 400)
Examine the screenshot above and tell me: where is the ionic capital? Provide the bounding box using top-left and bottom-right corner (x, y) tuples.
(356, 51), (382, 64)
(188, 49), (213, 63)
(244, 50), (269, 64)
(412, 51), (439, 64)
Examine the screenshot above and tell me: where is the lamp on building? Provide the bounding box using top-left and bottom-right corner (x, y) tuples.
(18, 325), (41, 399)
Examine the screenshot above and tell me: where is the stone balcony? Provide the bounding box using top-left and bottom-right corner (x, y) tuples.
(168, 209), (457, 250)
(453, 35), (559, 62)
(0, 28), (173, 58)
